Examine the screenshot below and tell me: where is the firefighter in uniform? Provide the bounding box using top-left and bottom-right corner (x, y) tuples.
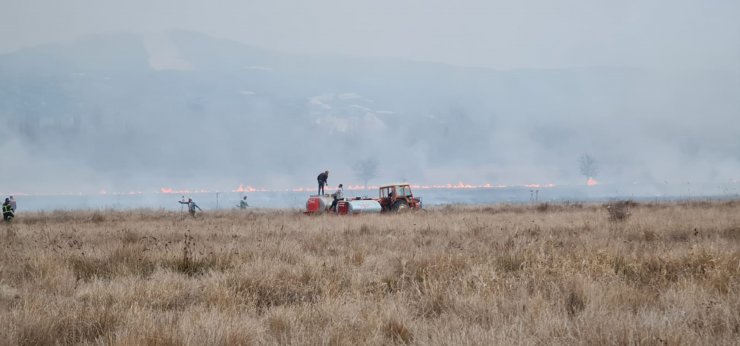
(2, 198), (14, 222)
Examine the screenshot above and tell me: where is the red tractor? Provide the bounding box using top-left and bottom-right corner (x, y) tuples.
(377, 184), (422, 212)
(305, 183), (422, 215)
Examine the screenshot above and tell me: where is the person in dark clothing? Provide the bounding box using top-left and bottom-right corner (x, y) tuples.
(317, 170), (329, 195)
(178, 198), (202, 217)
(2, 198), (14, 222)
(329, 184), (344, 212)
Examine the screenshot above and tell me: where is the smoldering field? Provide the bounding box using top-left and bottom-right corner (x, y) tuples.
(1, 202), (739, 345)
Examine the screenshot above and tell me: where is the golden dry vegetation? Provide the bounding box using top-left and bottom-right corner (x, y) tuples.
(1, 201), (739, 345)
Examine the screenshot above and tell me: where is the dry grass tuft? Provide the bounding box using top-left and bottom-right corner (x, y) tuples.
(535, 202), (550, 212)
(15, 305), (119, 346)
(266, 314), (292, 344)
(91, 211), (106, 223)
(69, 245), (156, 281)
(163, 233), (233, 276)
(496, 252), (526, 272)
(606, 200), (636, 222)
(229, 275), (321, 315)
(383, 319), (414, 344)
(564, 281), (587, 317)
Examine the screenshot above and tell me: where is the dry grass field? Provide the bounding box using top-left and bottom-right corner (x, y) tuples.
(1, 201), (739, 345)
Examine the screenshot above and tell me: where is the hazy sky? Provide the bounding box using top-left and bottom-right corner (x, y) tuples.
(2, 0), (739, 70)
(1, 0), (739, 198)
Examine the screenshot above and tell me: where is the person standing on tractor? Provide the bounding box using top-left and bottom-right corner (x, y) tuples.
(2, 198), (14, 222)
(317, 170), (329, 195)
(178, 198), (202, 217)
(329, 184), (344, 212)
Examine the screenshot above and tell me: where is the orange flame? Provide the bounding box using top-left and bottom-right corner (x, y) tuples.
(286, 182), (545, 191)
(155, 181), (558, 195)
(587, 177), (599, 186)
(524, 183), (556, 188)
(160, 187), (200, 194)
(233, 184), (267, 192)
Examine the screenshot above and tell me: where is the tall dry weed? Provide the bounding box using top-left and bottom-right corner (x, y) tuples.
(605, 200), (637, 222)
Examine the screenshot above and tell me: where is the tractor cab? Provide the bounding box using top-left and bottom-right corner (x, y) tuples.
(378, 184), (422, 212)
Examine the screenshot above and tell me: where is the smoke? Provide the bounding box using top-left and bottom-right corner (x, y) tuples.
(579, 154), (598, 181)
(0, 28), (738, 196)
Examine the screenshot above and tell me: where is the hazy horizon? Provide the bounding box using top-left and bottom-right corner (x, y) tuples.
(1, 2), (739, 197)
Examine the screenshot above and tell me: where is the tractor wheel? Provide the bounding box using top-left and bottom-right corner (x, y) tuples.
(392, 200), (409, 212)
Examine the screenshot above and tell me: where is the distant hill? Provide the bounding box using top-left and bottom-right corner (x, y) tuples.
(1, 31), (738, 193)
